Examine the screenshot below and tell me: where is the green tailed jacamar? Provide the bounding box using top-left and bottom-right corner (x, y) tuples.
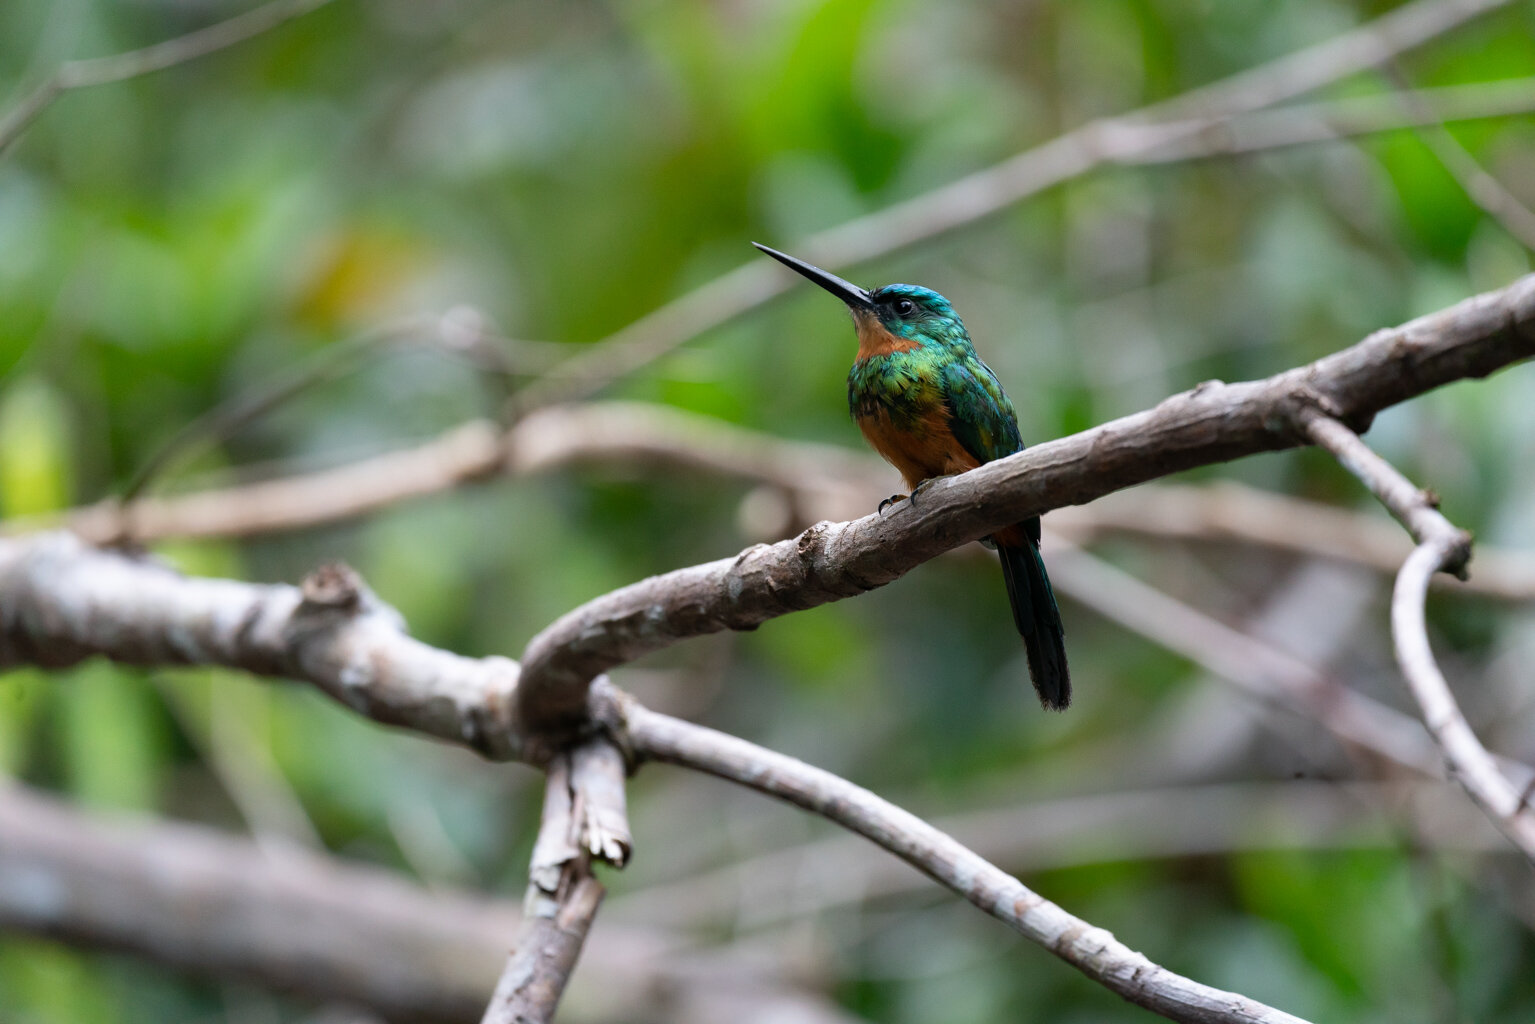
(753, 242), (1070, 709)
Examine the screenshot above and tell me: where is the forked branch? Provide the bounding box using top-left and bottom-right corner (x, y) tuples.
(623, 697), (1311, 1024)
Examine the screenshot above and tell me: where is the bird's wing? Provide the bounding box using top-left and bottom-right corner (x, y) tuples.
(943, 358), (1039, 546)
(940, 357), (1023, 465)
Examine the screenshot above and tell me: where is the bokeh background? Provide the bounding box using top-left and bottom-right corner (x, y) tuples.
(2, 0), (1535, 1021)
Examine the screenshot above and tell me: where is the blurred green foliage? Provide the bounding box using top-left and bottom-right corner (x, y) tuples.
(2, 0), (1534, 1021)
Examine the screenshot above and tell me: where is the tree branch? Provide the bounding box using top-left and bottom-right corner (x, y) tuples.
(0, 0), (337, 157)
(1300, 414), (1535, 861)
(4, 271), (1533, 1022)
(622, 700), (1312, 1024)
(1382, 65), (1535, 252)
(1052, 482), (1535, 600)
(22, 402), (1535, 599)
(0, 783), (864, 1024)
(0, 535), (1317, 1020)
(514, 272), (1535, 734)
(609, 780), (1505, 931)
(26, 401), (880, 544)
(1045, 540), (1443, 776)
(1123, 78), (1535, 164)
(482, 760), (608, 1024)
(1298, 414), (1471, 569)
(0, 534), (526, 760)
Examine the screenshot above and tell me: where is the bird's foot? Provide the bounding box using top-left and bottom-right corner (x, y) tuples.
(878, 479), (942, 515)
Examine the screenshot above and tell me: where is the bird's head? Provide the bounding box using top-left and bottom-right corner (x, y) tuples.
(753, 243), (971, 353)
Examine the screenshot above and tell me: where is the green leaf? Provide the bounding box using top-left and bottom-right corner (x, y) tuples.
(0, 376), (72, 517)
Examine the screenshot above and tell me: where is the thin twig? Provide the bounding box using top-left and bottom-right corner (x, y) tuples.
(1045, 540), (1442, 776)
(608, 780), (1502, 931)
(119, 319), (409, 507)
(1299, 413), (1471, 574)
(0, 0), (337, 157)
(623, 700), (1312, 1024)
(1394, 541), (1535, 861)
(1126, 78), (1535, 163)
(1300, 412), (1535, 861)
(1382, 66), (1535, 251)
(117, 309), (546, 515)
(152, 673), (325, 854)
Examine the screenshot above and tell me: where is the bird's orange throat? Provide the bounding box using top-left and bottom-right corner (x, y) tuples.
(853, 311), (920, 359)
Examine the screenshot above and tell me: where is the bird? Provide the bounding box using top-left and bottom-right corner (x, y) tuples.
(752, 242), (1070, 709)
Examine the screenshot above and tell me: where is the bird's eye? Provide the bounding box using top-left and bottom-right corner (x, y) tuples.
(893, 299), (916, 317)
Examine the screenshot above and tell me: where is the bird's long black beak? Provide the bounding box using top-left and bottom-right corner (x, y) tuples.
(753, 242), (875, 310)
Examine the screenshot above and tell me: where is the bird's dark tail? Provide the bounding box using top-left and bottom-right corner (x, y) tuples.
(997, 536), (1070, 710)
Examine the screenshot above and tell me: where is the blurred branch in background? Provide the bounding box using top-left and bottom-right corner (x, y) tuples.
(509, 0), (1520, 413)
(1050, 483), (1535, 601)
(1382, 66), (1535, 253)
(0, 783), (867, 1024)
(24, 400), (1535, 598)
(1045, 541), (1442, 777)
(0, 0), (336, 157)
(115, 307), (564, 512)
(1117, 78), (1535, 164)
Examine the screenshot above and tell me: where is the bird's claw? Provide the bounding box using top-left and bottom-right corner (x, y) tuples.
(877, 493), (908, 516)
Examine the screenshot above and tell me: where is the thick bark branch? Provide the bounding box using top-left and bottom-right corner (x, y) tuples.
(0, 534), (524, 760)
(515, 273), (1535, 732)
(482, 762), (609, 1024)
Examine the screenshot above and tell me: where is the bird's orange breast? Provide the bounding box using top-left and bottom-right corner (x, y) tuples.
(856, 404), (980, 491)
